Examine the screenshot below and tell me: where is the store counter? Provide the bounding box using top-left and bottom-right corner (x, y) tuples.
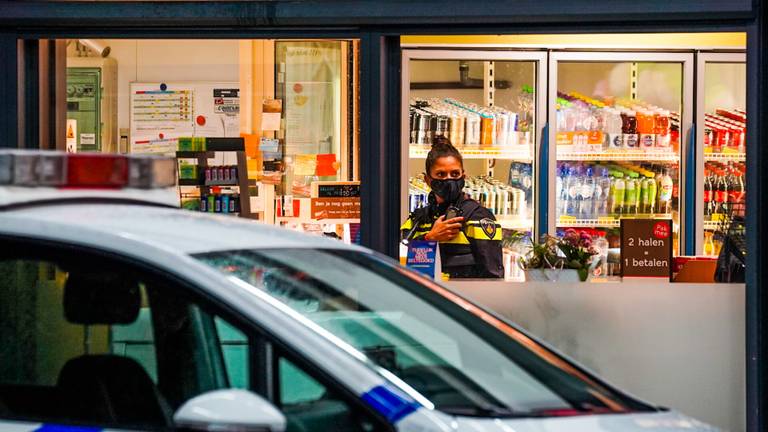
(445, 280), (745, 432)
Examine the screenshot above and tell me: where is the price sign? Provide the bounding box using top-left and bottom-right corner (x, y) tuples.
(621, 219), (673, 279)
(317, 184), (360, 198)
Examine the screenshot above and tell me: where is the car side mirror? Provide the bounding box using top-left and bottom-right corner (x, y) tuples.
(174, 389), (286, 432)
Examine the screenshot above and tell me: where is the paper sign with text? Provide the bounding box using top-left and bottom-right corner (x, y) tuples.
(406, 241), (441, 280)
(621, 219), (673, 279)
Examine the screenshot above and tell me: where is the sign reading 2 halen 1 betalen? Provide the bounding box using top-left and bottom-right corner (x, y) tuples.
(620, 219), (673, 279)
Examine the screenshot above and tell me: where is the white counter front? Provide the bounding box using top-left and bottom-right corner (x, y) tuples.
(445, 280), (745, 432)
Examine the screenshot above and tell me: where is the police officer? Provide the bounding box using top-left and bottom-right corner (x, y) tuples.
(401, 136), (504, 279)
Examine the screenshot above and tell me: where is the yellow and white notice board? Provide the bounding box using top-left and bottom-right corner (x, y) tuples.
(130, 81), (240, 154)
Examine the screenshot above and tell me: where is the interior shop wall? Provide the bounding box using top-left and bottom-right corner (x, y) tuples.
(68, 40), (240, 135)
(558, 62), (682, 112)
(705, 63), (747, 113)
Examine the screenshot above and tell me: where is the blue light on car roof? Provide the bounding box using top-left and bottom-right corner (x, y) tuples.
(34, 424), (102, 432)
(362, 384), (420, 423)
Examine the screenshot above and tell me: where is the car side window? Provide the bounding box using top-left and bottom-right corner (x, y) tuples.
(274, 354), (384, 432)
(0, 251), (245, 429)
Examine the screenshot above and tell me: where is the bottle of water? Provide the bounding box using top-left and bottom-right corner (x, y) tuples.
(594, 167), (611, 217)
(580, 166), (595, 219)
(566, 166), (583, 216)
(556, 164), (567, 217)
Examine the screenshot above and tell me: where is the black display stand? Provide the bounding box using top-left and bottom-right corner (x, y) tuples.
(176, 138), (254, 219)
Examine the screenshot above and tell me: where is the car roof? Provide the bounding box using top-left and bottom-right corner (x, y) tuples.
(0, 202), (366, 255)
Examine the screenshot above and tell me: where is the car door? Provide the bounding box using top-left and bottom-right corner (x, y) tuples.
(0, 236), (391, 432)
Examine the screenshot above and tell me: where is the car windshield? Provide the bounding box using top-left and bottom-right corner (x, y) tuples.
(195, 248), (653, 418)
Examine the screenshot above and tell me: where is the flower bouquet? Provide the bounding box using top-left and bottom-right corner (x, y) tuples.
(519, 229), (599, 282)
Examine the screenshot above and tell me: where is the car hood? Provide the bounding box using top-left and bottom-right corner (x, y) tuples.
(400, 410), (719, 432)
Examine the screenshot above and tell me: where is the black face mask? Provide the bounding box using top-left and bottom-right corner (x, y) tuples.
(429, 177), (465, 205)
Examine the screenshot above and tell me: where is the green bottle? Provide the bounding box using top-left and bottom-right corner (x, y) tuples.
(639, 174), (650, 214)
(645, 175), (658, 214)
(625, 173), (639, 215)
(611, 173), (626, 215)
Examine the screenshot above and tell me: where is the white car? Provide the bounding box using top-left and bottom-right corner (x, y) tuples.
(0, 151), (716, 432)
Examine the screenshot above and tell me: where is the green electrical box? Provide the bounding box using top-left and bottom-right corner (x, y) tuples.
(67, 67), (102, 152)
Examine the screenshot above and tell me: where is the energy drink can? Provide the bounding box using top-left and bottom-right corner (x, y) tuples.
(205, 166), (212, 183)
(231, 194), (239, 213)
(221, 194), (230, 214)
(230, 166), (238, 181)
(211, 166), (218, 182)
(222, 166), (230, 182)
(200, 194), (207, 212)
(466, 113), (481, 145)
(496, 112), (510, 146)
(217, 166), (225, 182)
(214, 194), (222, 213)
(207, 194), (215, 213)
(435, 115), (450, 138)
(480, 114), (496, 146)
(449, 113), (465, 146)
(417, 112), (432, 145)
(410, 110), (421, 144)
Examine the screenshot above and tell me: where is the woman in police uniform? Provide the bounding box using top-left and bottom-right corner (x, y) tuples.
(401, 136), (504, 279)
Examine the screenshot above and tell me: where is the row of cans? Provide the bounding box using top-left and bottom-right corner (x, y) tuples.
(410, 98), (523, 147)
(465, 177), (528, 218)
(407, 175), (529, 218)
(200, 193), (240, 214)
(204, 165), (239, 184)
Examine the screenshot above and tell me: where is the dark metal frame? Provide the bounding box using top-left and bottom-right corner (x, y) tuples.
(0, 1), (763, 430)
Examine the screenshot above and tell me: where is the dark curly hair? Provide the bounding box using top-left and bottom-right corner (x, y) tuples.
(425, 136), (464, 175)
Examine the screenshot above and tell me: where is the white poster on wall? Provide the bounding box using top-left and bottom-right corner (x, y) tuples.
(284, 47), (336, 155)
(130, 82), (239, 154)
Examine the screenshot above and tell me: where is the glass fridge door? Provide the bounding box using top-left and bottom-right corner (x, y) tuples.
(401, 50), (547, 280)
(549, 52), (694, 276)
(696, 52), (746, 257)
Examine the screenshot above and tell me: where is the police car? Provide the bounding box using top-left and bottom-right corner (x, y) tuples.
(0, 150), (716, 432)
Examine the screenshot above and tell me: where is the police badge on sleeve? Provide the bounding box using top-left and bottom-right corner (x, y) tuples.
(479, 218), (497, 239)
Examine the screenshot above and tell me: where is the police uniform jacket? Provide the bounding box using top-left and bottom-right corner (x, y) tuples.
(401, 195), (504, 279)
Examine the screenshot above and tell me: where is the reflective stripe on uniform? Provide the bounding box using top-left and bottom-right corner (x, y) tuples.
(465, 223), (503, 241)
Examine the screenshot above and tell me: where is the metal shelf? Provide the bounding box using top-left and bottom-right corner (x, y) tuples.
(704, 220), (728, 231)
(557, 150), (679, 162)
(704, 153), (746, 162)
(410, 144), (533, 161)
(497, 217), (533, 231)
(557, 214), (674, 228)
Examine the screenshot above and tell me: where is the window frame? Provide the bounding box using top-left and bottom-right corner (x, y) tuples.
(0, 234), (393, 431)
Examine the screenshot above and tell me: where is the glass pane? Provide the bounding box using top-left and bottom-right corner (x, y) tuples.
(197, 249), (650, 416)
(215, 317), (250, 389)
(555, 61), (683, 276)
(701, 62), (746, 257)
(405, 57), (538, 280)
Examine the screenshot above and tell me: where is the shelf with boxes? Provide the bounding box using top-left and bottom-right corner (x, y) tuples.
(175, 137), (254, 218)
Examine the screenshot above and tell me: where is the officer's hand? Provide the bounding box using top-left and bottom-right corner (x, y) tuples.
(425, 215), (464, 242)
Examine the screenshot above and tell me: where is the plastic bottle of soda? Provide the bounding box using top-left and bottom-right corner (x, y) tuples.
(644, 174), (658, 214)
(638, 109), (656, 149)
(658, 168), (674, 214)
(605, 108), (624, 150)
(623, 110), (639, 149)
(703, 164), (713, 218)
(625, 172), (639, 214)
(655, 109), (671, 149)
(611, 172), (626, 215)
